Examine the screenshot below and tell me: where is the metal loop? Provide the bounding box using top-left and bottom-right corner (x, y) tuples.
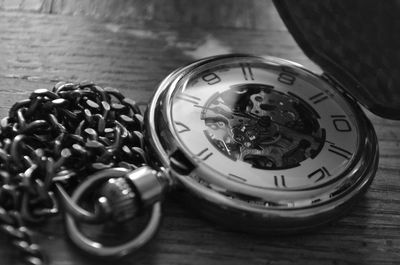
(55, 183), (111, 224)
(56, 167), (130, 224)
(64, 167), (162, 257)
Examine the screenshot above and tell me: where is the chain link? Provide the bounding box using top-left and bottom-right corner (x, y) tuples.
(0, 81), (147, 264)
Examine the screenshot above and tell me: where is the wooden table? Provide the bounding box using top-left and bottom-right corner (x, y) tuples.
(0, 1), (399, 265)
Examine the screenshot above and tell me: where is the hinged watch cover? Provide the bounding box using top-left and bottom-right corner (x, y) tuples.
(273, 0), (400, 119)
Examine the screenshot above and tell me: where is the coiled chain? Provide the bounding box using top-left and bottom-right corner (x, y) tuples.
(0, 81), (147, 265)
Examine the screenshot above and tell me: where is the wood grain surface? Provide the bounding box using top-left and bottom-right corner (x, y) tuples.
(0, 1), (399, 265)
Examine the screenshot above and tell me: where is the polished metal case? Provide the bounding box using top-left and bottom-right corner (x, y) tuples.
(146, 54), (379, 233)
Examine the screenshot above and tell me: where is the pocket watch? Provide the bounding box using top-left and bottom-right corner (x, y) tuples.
(65, 54), (378, 257)
(146, 54), (378, 233)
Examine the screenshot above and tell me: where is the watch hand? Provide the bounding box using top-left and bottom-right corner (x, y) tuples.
(194, 105), (234, 119)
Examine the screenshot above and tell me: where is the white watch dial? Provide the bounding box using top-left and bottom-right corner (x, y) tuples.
(170, 58), (359, 191)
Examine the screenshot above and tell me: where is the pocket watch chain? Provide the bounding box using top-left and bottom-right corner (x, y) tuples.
(0, 82), (165, 265)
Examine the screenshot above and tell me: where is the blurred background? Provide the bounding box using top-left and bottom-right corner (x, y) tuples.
(1, 0), (281, 29)
(0, 0), (318, 105)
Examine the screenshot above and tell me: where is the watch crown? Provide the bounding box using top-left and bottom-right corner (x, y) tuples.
(100, 177), (139, 222)
(99, 166), (166, 223)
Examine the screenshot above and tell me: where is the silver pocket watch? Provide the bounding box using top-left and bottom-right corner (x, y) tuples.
(146, 54), (379, 233)
(65, 54), (379, 256)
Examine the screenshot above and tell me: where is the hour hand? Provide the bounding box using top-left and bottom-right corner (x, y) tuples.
(194, 105), (234, 119)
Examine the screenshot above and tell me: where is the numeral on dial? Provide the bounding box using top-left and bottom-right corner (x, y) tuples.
(202, 72), (221, 85)
(197, 148), (213, 161)
(175, 122), (190, 133)
(308, 167), (331, 182)
(331, 115), (352, 132)
(240, 63), (254, 80)
(309, 92), (328, 104)
(274, 175), (287, 188)
(327, 141), (352, 160)
(277, 66), (298, 85)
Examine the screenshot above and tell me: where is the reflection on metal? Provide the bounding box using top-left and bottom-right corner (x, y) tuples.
(64, 167), (163, 258)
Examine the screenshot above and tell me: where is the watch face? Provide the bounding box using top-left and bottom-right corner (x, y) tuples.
(169, 56), (360, 191)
